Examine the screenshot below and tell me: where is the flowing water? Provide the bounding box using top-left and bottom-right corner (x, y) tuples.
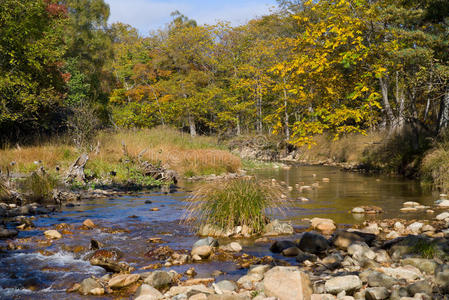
(0, 165), (438, 299)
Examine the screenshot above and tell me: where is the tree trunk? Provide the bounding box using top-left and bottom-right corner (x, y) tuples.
(438, 88), (449, 132)
(257, 85), (263, 134)
(188, 113), (196, 137)
(236, 116), (241, 136)
(283, 78), (290, 141)
(379, 77), (395, 127)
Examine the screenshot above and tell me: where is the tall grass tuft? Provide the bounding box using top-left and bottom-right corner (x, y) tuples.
(422, 138), (449, 193)
(21, 172), (58, 202)
(183, 178), (286, 234)
(0, 178), (10, 201)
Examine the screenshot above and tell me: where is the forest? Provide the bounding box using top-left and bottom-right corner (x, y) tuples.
(1, 0), (449, 153)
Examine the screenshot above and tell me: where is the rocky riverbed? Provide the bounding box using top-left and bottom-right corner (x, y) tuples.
(1, 165), (448, 299)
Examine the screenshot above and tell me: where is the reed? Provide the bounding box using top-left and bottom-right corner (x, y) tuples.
(183, 178), (286, 234)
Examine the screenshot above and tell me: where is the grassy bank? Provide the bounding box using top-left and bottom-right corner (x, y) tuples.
(0, 127), (241, 186)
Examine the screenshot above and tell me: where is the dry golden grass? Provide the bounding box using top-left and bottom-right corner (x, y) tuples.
(0, 127), (241, 178)
(296, 132), (385, 164)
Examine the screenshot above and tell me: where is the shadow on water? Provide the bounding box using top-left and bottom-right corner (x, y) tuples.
(0, 165), (438, 299)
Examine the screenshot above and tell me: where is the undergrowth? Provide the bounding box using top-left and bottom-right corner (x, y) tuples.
(183, 178), (286, 234)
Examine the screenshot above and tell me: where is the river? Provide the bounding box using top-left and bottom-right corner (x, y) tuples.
(0, 165), (438, 299)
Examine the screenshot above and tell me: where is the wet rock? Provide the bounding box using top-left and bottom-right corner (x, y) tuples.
(146, 245), (174, 261)
(219, 242), (242, 252)
(262, 266), (313, 300)
(198, 224), (227, 237)
(191, 245), (212, 259)
(67, 283), (81, 293)
(401, 258), (437, 274)
(269, 240), (297, 253)
(193, 237), (219, 249)
(89, 248), (123, 261)
(82, 219), (95, 229)
(324, 275), (362, 295)
(89, 256), (131, 273)
(296, 252), (317, 263)
(282, 246), (302, 257)
(351, 207), (365, 214)
(248, 265), (271, 275)
(144, 271), (172, 290)
(298, 232), (330, 254)
(108, 273), (140, 288)
(365, 287), (390, 300)
(332, 231), (375, 249)
(358, 223), (380, 235)
(403, 201), (420, 208)
(264, 219), (294, 236)
(44, 229), (61, 239)
(0, 227), (18, 239)
(407, 280), (432, 297)
(135, 284), (163, 300)
(89, 287), (104, 295)
(310, 218), (336, 235)
(79, 277), (101, 295)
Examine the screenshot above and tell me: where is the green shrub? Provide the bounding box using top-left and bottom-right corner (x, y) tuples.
(184, 178), (286, 234)
(21, 172), (58, 202)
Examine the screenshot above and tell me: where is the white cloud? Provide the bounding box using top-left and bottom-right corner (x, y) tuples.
(106, 0), (276, 35)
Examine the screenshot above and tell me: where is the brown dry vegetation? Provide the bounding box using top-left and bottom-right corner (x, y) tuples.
(296, 132), (385, 164)
(0, 127), (241, 179)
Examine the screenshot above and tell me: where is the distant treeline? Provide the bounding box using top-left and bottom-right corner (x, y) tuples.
(1, 0), (448, 146)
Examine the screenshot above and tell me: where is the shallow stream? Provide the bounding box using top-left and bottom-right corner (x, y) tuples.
(0, 165), (438, 299)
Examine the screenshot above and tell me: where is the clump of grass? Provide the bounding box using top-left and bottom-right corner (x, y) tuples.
(183, 178), (286, 234)
(0, 178), (10, 201)
(411, 239), (438, 259)
(421, 141), (449, 193)
(20, 172), (59, 202)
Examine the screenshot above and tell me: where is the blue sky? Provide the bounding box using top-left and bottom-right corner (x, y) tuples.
(106, 0), (278, 35)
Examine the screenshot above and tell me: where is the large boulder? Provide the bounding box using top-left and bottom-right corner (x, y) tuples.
(135, 284), (163, 300)
(144, 271), (173, 290)
(262, 266), (313, 300)
(79, 278), (101, 295)
(269, 240), (297, 253)
(108, 274), (140, 289)
(44, 230), (62, 239)
(298, 232), (330, 254)
(193, 237), (219, 249)
(310, 218), (336, 235)
(191, 245), (212, 259)
(332, 230), (376, 249)
(264, 219), (294, 236)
